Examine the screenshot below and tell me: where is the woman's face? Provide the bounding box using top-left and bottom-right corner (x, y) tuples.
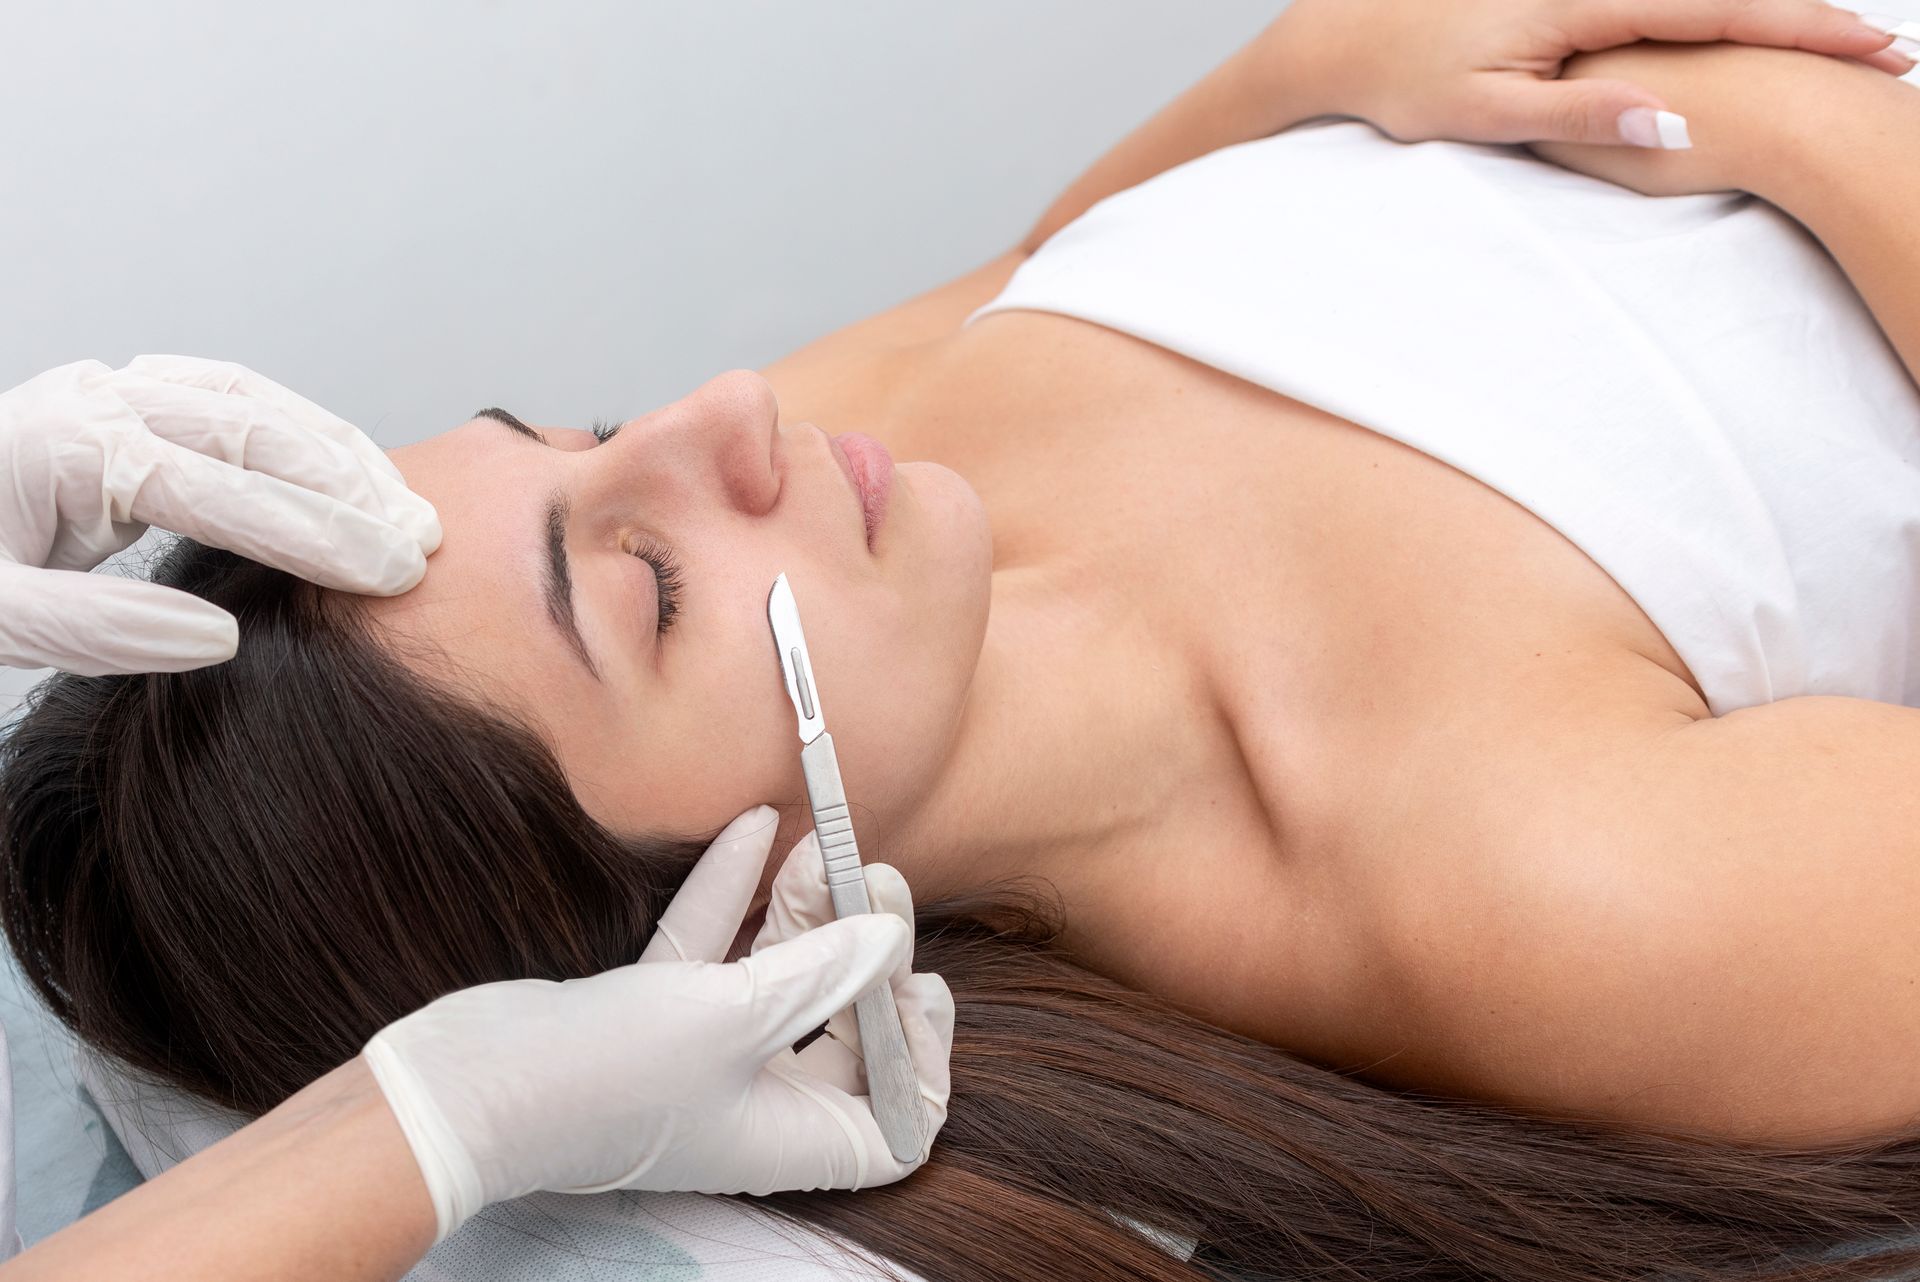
(365, 369), (993, 852)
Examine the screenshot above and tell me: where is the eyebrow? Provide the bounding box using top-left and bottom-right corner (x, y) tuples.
(475, 407), (603, 683)
(475, 405), (541, 441)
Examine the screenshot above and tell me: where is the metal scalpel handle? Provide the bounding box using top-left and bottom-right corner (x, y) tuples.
(800, 732), (929, 1165)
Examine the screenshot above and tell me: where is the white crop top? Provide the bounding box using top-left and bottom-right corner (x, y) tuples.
(968, 119), (1920, 717)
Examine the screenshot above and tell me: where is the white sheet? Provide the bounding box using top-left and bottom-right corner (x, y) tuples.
(972, 79), (1920, 717)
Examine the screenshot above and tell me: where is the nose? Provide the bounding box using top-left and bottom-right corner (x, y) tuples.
(614, 369), (782, 516)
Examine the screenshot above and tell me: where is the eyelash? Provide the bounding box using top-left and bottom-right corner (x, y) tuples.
(592, 417), (683, 635)
(630, 535), (684, 636)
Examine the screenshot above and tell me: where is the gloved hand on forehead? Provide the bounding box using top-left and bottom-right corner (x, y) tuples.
(0, 355), (441, 676)
(363, 805), (955, 1245)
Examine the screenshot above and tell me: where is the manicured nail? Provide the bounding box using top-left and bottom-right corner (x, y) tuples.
(1892, 34), (1920, 56)
(1617, 108), (1692, 150)
(1858, 12), (1910, 34)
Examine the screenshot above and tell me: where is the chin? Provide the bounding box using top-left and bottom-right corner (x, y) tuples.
(906, 462), (991, 601)
(900, 460), (989, 556)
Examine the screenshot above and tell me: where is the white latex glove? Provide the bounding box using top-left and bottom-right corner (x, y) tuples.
(751, 831), (954, 1148)
(362, 805), (955, 1244)
(0, 355), (442, 676)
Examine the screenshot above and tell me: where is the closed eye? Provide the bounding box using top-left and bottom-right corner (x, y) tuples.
(630, 535), (684, 636)
(589, 418), (683, 636)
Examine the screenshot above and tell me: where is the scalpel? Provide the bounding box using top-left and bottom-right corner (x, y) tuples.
(766, 572), (928, 1164)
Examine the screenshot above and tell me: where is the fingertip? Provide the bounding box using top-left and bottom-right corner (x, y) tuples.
(715, 803), (780, 847)
(862, 862), (913, 913)
(1851, 11), (1913, 37)
(415, 508), (444, 556)
(821, 911), (912, 978)
(164, 610), (240, 670)
(1616, 106), (1691, 150)
(367, 540), (429, 595)
(743, 912), (911, 1053)
(867, 911), (913, 967)
(641, 806), (782, 965)
(153, 589), (242, 650)
(389, 493), (443, 557)
(770, 830), (830, 898)
(105, 587), (239, 673)
(690, 805), (782, 896)
(206, 615), (241, 663)
(899, 972), (955, 1035)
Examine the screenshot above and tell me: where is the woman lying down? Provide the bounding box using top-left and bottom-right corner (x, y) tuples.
(8, 0), (1920, 1278)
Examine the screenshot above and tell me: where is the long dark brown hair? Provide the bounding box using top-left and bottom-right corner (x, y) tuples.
(5, 536), (1920, 1281)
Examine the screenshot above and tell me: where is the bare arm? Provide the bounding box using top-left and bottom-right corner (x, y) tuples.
(0, 1057), (434, 1282)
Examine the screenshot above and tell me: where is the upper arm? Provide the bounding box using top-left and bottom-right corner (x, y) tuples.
(1359, 695), (1920, 1146)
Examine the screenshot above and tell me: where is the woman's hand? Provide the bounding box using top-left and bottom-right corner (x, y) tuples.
(1261, 0), (1914, 149)
(1526, 39), (1904, 194)
(1526, 43), (1800, 195)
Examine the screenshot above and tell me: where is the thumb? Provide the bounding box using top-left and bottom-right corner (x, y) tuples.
(0, 561), (238, 675)
(639, 804), (779, 964)
(736, 914), (912, 1062)
(1504, 80), (1692, 149)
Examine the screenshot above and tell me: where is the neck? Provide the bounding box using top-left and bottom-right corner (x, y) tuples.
(882, 557), (1200, 907)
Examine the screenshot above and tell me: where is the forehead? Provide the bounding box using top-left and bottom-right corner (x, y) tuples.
(389, 416), (523, 488)
(361, 419), (591, 727)
(382, 419), (527, 601)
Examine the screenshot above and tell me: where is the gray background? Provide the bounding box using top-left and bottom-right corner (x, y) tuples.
(3, 0), (1277, 435)
(0, 0), (1280, 1243)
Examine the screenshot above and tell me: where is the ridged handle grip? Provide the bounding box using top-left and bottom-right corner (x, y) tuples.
(800, 733), (929, 1164)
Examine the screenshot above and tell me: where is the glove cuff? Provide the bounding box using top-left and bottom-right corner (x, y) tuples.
(362, 1038), (486, 1245)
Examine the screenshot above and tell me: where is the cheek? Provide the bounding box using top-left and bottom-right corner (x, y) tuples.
(646, 662), (809, 826)
(823, 591), (985, 828)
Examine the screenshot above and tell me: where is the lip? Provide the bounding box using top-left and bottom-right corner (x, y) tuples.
(826, 431), (893, 551)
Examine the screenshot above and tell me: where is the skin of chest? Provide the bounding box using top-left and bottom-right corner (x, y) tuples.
(763, 308), (1712, 1063)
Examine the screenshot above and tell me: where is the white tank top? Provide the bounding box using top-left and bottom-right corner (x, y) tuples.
(967, 119), (1920, 717)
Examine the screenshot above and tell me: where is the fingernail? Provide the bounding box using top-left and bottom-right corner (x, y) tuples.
(717, 805), (776, 844)
(1617, 108), (1692, 150)
(1858, 12), (1913, 34)
(1893, 34), (1920, 56)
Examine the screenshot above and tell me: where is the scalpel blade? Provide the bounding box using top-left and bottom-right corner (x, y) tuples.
(767, 573), (825, 745)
